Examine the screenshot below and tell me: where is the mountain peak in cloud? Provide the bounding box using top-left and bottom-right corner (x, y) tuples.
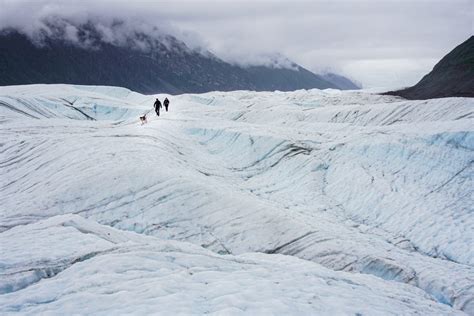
(1, 25), (356, 93)
(4, 16), (191, 54)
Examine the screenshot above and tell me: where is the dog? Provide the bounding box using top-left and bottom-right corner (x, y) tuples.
(139, 114), (148, 125)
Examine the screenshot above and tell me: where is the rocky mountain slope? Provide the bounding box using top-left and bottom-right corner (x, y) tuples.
(0, 23), (358, 94)
(321, 72), (361, 90)
(387, 36), (474, 99)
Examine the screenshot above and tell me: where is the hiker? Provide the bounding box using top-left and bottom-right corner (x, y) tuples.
(154, 98), (162, 116)
(164, 97), (170, 112)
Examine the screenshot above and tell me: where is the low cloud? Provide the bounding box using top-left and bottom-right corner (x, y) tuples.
(0, 0), (471, 88)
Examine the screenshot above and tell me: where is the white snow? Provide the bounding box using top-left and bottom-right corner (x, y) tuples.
(0, 215), (462, 315)
(1, 84), (473, 314)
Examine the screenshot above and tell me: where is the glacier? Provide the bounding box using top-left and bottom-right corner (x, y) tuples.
(0, 84), (473, 314)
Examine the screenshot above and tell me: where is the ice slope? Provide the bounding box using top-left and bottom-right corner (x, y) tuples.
(0, 215), (458, 315)
(1, 84), (473, 314)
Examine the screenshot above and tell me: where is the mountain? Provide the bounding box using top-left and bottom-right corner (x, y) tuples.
(0, 24), (357, 94)
(321, 72), (361, 90)
(387, 36), (474, 99)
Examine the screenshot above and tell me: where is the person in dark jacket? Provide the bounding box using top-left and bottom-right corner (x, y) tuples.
(154, 98), (162, 116)
(164, 98), (170, 112)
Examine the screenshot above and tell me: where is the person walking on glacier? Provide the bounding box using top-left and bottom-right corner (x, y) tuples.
(164, 97), (170, 112)
(154, 98), (162, 116)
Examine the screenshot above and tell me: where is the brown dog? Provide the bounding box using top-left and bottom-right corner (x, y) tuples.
(140, 114), (147, 125)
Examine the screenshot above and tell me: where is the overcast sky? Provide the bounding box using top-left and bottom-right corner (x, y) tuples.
(1, 0), (472, 88)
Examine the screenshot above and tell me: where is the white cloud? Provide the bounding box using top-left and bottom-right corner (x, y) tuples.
(343, 58), (440, 89)
(0, 0), (471, 88)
